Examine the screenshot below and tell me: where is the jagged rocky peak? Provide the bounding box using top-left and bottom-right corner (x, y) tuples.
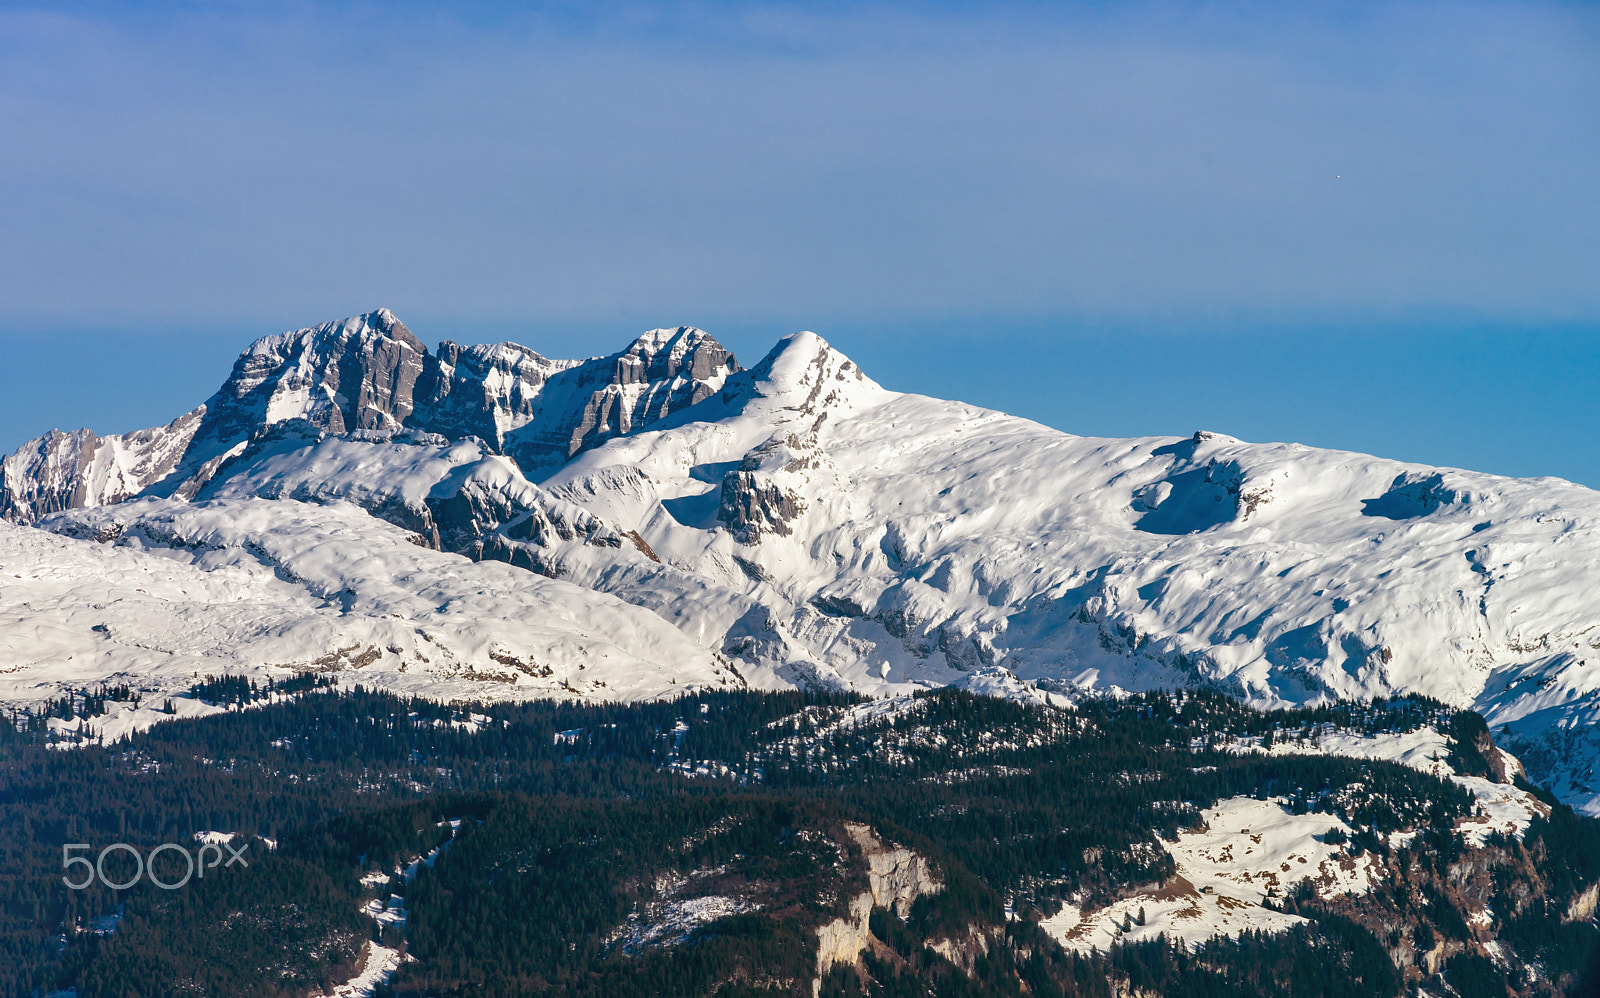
(579, 325), (740, 437)
(421, 340), (581, 451)
(421, 326), (738, 459)
(615, 326), (737, 385)
(199, 308), (429, 442)
(0, 428), (102, 524)
(0, 309), (747, 525)
(0, 409), (206, 525)
(503, 326), (741, 475)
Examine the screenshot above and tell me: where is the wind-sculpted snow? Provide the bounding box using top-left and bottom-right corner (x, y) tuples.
(6, 310), (1600, 810)
(3, 499), (733, 725)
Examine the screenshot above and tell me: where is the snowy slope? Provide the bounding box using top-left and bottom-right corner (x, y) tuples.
(6, 311), (1600, 808)
(510, 331), (1600, 807)
(533, 335), (1600, 702)
(1, 498), (733, 729)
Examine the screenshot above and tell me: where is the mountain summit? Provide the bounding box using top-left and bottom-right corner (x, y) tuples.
(5, 310), (1600, 813)
(0, 310), (738, 524)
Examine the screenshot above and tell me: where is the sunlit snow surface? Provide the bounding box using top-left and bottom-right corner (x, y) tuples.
(0, 498), (733, 732)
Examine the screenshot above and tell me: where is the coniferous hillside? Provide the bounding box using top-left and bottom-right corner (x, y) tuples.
(0, 685), (1596, 998)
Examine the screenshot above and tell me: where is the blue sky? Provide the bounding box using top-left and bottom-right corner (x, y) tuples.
(1, 2), (1596, 482)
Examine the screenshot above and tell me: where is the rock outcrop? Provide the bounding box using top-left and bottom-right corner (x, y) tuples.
(199, 309), (429, 441)
(504, 326), (738, 475)
(416, 341), (583, 452)
(814, 822), (942, 986)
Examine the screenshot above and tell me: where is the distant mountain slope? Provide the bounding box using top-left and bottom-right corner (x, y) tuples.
(5, 310), (1600, 811)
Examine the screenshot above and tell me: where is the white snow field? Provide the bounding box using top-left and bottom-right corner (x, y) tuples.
(0, 497), (733, 735)
(554, 332), (1599, 705)
(5, 314), (1600, 808)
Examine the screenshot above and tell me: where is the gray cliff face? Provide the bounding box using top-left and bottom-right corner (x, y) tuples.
(414, 326), (737, 466)
(0, 312), (739, 526)
(195, 308), (429, 444)
(717, 470), (805, 543)
(0, 429), (101, 525)
(416, 341), (580, 451)
(505, 326), (738, 475)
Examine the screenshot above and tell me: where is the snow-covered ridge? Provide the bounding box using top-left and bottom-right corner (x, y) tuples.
(0, 312), (738, 526)
(6, 309), (1600, 811)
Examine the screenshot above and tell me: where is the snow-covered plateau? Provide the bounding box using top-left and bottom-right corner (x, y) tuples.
(6, 309), (1600, 809)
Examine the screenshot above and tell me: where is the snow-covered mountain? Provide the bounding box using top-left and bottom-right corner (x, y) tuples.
(5, 310), (1600, 809)
(0, 309), (735, 525)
